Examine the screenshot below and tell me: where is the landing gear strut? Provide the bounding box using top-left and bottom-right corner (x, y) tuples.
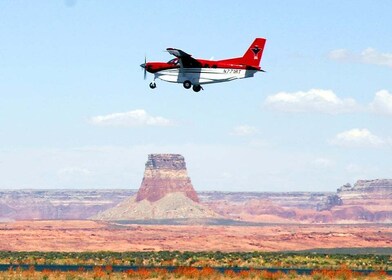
(149, 82), (156, 89)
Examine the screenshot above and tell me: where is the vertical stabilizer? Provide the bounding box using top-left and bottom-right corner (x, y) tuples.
(241, 38), (266, 68)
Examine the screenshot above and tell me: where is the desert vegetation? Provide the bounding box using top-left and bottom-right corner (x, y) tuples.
(0, 251), (390, 271)
(0, 251), (391, 279)
(1, 265), (391, 280)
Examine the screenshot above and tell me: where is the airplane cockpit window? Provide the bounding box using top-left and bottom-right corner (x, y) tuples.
(167, 58), (179, 65)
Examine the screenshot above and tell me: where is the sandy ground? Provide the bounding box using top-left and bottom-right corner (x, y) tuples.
(1, 220), (391, 252)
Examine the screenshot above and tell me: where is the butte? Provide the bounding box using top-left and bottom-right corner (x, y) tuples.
(93, 154), (220, 222)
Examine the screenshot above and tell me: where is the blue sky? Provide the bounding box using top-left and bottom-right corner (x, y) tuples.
(1, 1), (392, 191)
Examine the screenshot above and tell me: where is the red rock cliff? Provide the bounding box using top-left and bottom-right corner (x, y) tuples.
(135, 154), (200, 203)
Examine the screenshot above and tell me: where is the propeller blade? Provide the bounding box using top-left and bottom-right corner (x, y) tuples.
(140, 56), (147, 80)
(144, 56), (147, 80)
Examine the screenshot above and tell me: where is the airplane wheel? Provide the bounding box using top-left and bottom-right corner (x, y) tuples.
(193, 85), (201, 92)
(183, 80), (192, 89)
(149, 82), (156, 89)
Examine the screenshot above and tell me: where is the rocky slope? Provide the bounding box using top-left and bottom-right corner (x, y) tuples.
(93, 192), (219, 220)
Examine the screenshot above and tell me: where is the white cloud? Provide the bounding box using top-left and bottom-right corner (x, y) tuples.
(230, 125), (259, 136)
(329, 128), (385, 148)
(328, 49), (351, 61)
(369, 90), (392, 115)
(90, 109), (174, 127)
(361, 48), (392, 68)
(264, 89), (359, 114)
(328, 48), (392, 68)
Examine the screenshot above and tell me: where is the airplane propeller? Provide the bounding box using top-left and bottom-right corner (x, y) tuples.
(140, 56), (147, 80)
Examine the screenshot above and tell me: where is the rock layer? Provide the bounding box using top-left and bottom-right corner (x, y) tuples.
(135, 154), (199, 203)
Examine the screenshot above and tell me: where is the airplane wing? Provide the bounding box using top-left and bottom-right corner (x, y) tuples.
(166, 48), (202, 68)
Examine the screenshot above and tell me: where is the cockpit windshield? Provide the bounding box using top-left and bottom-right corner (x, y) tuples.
(167, 58), (179, 65)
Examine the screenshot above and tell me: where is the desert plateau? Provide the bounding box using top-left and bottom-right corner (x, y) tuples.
(0, 220), (391, 252)
(1, 154), (392, 254)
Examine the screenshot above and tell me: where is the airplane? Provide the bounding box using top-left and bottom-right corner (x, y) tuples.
(140, 38), (266, 92)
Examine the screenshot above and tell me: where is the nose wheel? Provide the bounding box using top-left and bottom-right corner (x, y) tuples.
(149, 82), (156, 89)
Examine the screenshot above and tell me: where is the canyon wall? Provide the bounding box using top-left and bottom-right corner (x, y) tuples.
(1, 178), (391, 223)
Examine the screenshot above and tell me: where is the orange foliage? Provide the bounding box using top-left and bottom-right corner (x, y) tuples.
(152, 267), (168, 278)
(199, 266), (215, 277)
(174, 266), (200, 278)
(224, 269), (237, 278)
(260, 270), (284, 280)
(335, 265), (354, 280)
(311, 266), (367, 280)
(136, 268), (151, 278)
(41, 269), (51, 278)
(238, 269), (250, 278)
(105, 264), (113, 273)
(368, 270), (387, 279)
(93, 266), (105, 278)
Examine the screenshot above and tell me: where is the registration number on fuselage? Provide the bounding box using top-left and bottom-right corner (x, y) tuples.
(223, 69), (241, 74)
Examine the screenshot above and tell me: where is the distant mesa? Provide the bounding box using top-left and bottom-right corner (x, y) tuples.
(338, 179), (392, 194)
(136, 154), (199, 203)
(93, 154), (221, 221)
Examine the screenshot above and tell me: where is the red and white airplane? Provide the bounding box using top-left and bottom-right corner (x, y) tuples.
(140, 38), (266, 92)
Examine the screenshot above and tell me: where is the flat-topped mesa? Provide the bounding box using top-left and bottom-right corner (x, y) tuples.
(337, 179), (392, 197)
(135, 154), (200, 203)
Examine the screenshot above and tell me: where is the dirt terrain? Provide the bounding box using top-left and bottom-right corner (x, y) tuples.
(1, 220), (390, 252)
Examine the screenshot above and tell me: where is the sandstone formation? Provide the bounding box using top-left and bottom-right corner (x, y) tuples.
(337, 179), (392, 198)
(1, 178), (391, 224)
(201, 179), (392, 224)
(330, 179), (392, 222)
(0, 190), (134, 221)
(136, 154), (199, 203)
(316, 194), (343, 211)
(92, 154), (220, 221)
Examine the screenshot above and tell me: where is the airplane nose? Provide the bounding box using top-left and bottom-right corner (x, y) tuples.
(140, 63), (146, 68)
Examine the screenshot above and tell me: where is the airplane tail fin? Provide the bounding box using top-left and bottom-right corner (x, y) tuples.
(219, 38), (266, 69)
(241, 38), (266, 68)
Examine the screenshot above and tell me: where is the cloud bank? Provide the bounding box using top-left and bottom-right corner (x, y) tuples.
(329, 128), (385, 148)
(265, 89), (392, 116)
(370, 90), (392, 115)
(90, 109), (174, 127)
(328, 48), (392, 68)
(264, 89), (359, 114)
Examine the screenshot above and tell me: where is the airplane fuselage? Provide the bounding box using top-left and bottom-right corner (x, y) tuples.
(155, 67), (258, 85)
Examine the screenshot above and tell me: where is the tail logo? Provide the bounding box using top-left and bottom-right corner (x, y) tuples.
(251, 46), (261, 59)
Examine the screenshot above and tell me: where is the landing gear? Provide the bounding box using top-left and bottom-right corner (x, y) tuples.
(149, 82), (156, 89)
(192, 84), (202, 92)
(183, 80), (192, 89)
